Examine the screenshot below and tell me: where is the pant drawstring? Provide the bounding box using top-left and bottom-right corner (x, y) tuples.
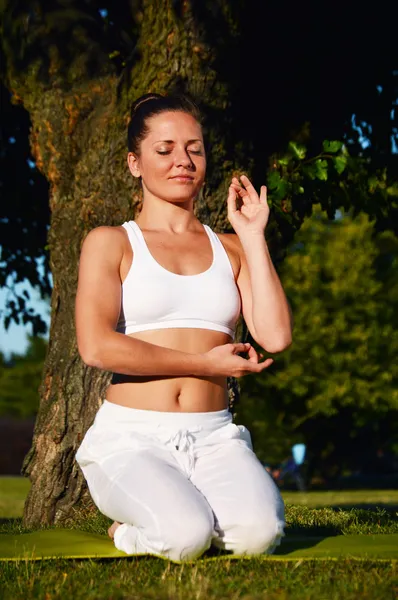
(168, 428), (201, 474)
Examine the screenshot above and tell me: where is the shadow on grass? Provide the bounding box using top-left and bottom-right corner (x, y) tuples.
(0, 518), (16, 526)
(189, 536), (331, 558)
(274, 537), (327, 555)
(0, 517), (24, 529)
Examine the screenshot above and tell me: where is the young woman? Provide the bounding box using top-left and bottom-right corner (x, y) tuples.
(75, 93), (292, 561)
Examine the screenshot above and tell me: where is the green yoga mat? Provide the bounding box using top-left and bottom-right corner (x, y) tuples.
(0, 530), (397, 562)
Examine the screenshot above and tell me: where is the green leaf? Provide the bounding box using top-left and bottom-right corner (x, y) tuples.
(314, 159), (328, 181)
(386, 183), (398, 197)
(288, 141), (307, 160)
(267, 171), (282, 190)
(267, 171), (290, 200)
(323, 140), (343, 153)
(277, 156), (290, 166)
(333, 155), (347, 174)
(275, 180), (289, 200)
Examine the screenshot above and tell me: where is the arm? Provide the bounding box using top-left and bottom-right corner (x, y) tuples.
(236, 234), (292, 352)
(75, 226), (272, 377)
(227, 176), (293, 353)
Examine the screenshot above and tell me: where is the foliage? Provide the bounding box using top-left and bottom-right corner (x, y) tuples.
(0, 81), (51, 334)
(0, 335), (47, 418)
(239, 207), (398, 475)
(266, 139), (398, 254)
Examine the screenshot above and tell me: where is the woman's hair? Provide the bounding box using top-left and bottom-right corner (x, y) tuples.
(127, 93), (202, 154)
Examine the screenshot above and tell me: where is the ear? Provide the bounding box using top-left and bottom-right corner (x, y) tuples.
(127, 152), (141, 178)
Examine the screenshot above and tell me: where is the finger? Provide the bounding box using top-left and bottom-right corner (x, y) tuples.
(231, 182), (251, 206)
(230, 183), (245, 195)
(232, 342), (251, 354)
(259, 185), (268, 205)
(240, 175), (260, 204)
(227, 186), (246, 225)
(247, 345), (260, 363)
(253, 358), (274, 371)
(227, 185), (239, 215)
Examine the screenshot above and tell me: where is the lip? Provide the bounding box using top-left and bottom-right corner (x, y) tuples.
(170, 175), (194, 181)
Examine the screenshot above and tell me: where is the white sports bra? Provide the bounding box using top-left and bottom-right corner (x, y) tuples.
(115, 221), (241, 338)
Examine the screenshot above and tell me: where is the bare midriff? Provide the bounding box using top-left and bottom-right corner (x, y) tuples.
(105, 328), (232, 412)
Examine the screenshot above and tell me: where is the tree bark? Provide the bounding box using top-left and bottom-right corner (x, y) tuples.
(5, 0), (246, 527)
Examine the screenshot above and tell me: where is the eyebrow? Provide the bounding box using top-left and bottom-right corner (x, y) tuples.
(152, 139), (203, 145)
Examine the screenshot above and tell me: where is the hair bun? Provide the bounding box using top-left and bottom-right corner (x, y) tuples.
(130, 93), (164, 118)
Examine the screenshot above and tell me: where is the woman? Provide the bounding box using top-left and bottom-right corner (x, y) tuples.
(75, 93), (292, 561)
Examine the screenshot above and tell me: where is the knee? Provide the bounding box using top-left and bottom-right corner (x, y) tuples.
(163, 512), (214, 561)
(229, 512), (285, 555)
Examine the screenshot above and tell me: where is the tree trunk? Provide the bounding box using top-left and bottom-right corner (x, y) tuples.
(11, 1), (246, 527)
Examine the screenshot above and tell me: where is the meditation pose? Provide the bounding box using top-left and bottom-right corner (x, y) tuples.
(75, 93), (292, 561)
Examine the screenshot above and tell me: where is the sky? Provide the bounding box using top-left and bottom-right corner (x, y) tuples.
(0, 281), (50, 359)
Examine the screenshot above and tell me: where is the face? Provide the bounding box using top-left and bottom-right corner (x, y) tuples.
(128, 111), (206, 204)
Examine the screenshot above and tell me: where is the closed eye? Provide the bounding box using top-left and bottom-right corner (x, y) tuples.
(156, 149), (203, 156)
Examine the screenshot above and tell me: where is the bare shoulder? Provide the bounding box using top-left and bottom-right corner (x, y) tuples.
(79, 225), (130, 269)
(81, 225), (130, 254)
(82, 225), (126, 247)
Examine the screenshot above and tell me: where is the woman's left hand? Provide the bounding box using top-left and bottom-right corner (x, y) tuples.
(227, 175), (270, 237)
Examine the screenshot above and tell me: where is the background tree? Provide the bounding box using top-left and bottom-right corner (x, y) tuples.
(0, 335), (48, 418)
(0, 0), (397, 526)
(239, 207), (398, 481)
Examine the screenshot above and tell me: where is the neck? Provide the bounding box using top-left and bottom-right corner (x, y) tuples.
(136, 192), (199, 233)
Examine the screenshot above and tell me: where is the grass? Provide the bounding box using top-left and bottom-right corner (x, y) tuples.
(1, 558), (396, 600)
(0, 476), (30, 519)
(0, 478), (397, 599)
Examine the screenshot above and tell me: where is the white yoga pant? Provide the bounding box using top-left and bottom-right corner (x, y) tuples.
(75, 400), (285, 561)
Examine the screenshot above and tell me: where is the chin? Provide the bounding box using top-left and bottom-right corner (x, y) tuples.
(164, 186), (201, 203)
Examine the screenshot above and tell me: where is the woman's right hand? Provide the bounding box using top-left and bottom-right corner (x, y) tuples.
(200, 342), (273, 378)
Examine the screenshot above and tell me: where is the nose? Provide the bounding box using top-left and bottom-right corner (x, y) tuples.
(174, 148), (194, 169)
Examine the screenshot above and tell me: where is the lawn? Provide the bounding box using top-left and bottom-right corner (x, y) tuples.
(0, 477), (397, 599)
(0, 476), (30, 519)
